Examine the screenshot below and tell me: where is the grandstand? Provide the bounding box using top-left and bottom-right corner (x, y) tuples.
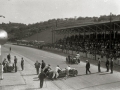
(51, 20), (120, 61)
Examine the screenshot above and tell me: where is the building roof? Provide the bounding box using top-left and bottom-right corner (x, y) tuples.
(54, 20), (120, 32)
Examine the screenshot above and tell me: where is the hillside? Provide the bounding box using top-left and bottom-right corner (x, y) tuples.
(0, 14), (120, 42)
(24, 29), (52, 43)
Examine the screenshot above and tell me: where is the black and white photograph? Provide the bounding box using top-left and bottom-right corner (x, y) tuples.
(0, 0), (120, 90)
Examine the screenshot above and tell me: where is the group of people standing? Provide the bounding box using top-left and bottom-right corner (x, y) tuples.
(85, 57), (114, 75)
(2, 54), (24, 72)
(97, 57), (114, 74)
(34, 55), (114, 88)
(34, 60), (46, 75)
(105, 58), (114, 73)
(34, 59), (73, 88)
(34, 60), (48, 88)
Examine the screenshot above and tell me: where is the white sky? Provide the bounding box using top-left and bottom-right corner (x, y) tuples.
(0, 0), (120, 24)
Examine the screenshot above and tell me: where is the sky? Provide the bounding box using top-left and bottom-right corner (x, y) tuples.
(0, 0), (120, 24)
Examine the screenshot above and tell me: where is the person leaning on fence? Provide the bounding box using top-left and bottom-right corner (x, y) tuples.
(34, 61), (41, 75)
(38, 69), (46, 88)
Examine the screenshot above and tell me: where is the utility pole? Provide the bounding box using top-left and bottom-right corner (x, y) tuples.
(109, 12), (112, 57)
(52, 19), (57, 44)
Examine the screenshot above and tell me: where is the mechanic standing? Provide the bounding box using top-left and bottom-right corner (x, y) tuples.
(34, 61), (41, 75)
(38, 69), (46, 88)
(86, 60), (91, 74)
(65, 65), (71, 79)
(21, 57), (24, 71)
(14, 56), (17, 72)
(98, 58), (101, 72)
(41, 60), (46, 70)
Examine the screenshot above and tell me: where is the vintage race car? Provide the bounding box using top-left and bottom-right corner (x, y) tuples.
(7, 63), (14, 72)
(46, 68), (78, 79)
(66, 54), (80, 64)
(3, 62), (14, 72)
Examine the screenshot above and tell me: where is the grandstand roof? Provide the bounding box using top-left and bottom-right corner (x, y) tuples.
(54, 20), (120, 33)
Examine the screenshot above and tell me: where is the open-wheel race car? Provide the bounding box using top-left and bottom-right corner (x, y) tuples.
(3, 62), (14, 72)
(66, 54), (80, 64)
(46, 68), (78, 79)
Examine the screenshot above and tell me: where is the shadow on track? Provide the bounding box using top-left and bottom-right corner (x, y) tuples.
(21, 74), (36, 76)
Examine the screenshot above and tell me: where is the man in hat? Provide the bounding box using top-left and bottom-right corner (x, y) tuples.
(21, 57), (24, 71)
(38, 69), (46, 88)
(86, 60), (91, 74)
(98, 58), (101, 72)
(14, 56), (17, 72)
(34, 61), (41, 75)
(41, 60), (46, 70)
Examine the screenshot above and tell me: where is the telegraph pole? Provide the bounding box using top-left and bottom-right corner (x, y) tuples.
(109, 12), (112, 57)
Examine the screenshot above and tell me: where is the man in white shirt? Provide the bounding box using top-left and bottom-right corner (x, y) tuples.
(52, 65), (61, 80)
(66, 66), (71, 79)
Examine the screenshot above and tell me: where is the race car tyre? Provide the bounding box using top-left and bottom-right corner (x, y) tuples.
(73, 70), (78, 77)
(48, 72), (53, 79)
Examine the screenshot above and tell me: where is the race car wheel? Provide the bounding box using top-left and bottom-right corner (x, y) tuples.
(73, 70), (78, 77)
(49, 72), (53, 79)
(75, 70), (78, 75)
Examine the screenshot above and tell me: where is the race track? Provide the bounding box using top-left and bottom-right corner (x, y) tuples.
(2, 44), (120, 90)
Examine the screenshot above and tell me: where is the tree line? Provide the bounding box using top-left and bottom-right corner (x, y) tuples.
(0, 14), (120, 41)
